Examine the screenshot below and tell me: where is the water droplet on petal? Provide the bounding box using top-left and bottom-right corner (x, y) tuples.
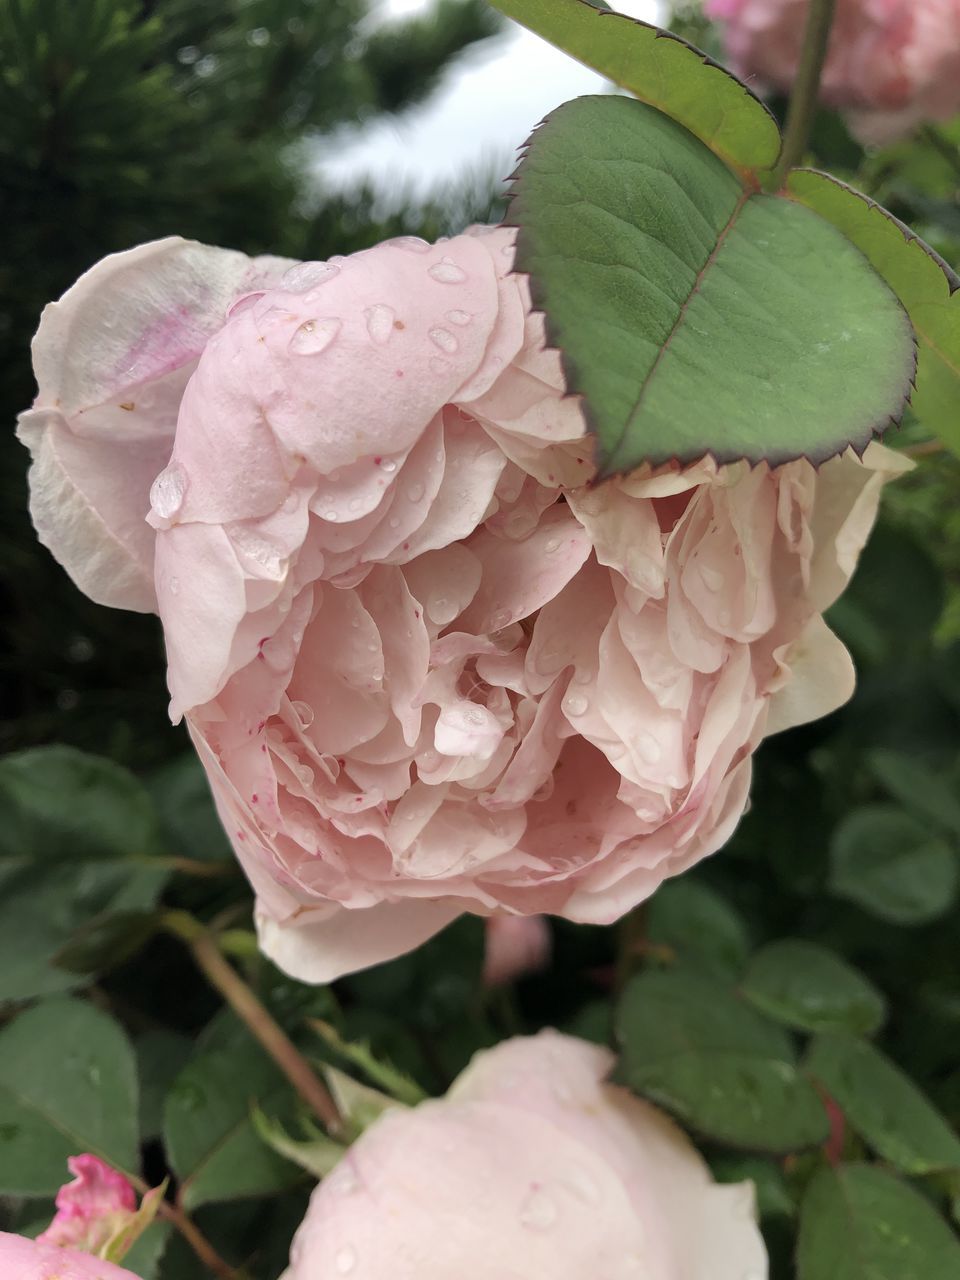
(388, 516), (401, 530)
(290, 700), (314, 728)
(427, 594), (458, 626)
(150, 463), (187, 521)
(490, 608), (512, 629)
(365, 303), (396, 344)
(564, 1168), (602, 1206)
(282, 261), (340, 291)
(637, 732), (662, 764)
(384, 235), (431, 253)
(407, 482), (425, 502)
(380, 458), (398, 474)
(335, 1244), (357, 1274)
(283, 491), (301, 513)
(544, 536), (561, 553)
(429, 327), (459, 354)
(168, 576), (180, 596)
(700, 564), (725, 592)
(289, 317), (341, 355)
(520, 1187), (558, 1231)
(446, 309), (472, 326)
(324, 509), (340, 522)
(428, 257), (467, 284)
(564, 693), (589, 717)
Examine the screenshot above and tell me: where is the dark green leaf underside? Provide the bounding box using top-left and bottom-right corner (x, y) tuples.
(491, 0), (780, 174)
(788, 169), (960, 458)
(511, 97), (915, 476)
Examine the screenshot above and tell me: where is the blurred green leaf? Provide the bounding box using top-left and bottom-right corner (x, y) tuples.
(829, 805), (958, 924)
(119, 1220), (172, 1280)
(163, 1036), (304, 1209)
(711, 1155), (796, 1219)
(251, 1107), (344, 1179)
(616, 971), (828, 1152)
(798, 1163), (960, 1280)
(54, 908), (161, 976)
(868, 749), (960, 838)
(0, 746), (163, 861)
(136, 1028), (193, 1142)
(647, 879), (750, 977)
(0, 997), (139, 1194)
(807, 1032), (960, 1175)
(741, 939), (886, 1035)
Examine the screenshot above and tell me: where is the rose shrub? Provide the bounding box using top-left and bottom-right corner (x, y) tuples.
(282, 1030), (767, 1279)
(18, 229), (907, 980)
(0, 1231), (141, 1280)
(706, 0), (960, 142)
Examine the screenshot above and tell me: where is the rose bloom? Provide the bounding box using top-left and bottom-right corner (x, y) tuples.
(706, 0), (960, 142)
(282, 1031), (767, 1279)
(0, 1231), (140, 1280)
(18, 229), (907, 981)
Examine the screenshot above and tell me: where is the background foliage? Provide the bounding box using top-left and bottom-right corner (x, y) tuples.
(0, 1), (958, 1278)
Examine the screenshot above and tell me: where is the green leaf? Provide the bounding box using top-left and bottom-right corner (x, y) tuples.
(163, 1039), (304, 1209)
(829, 805), (958, 924)
(511, 95), (914, 476)
(137, 1029), (193, 1142)
(0, 861), (167, 1005)
(490, 0), (781, 174)
(647, 879), (750, 977)
(788, 169), (960, 457)
(0, 746), (163, 861)
(798, 1163), (960, 1280)
(868, 749), (960, 839)
(741, 940), (886, 1035)
(616, 971), (829, 1152)
(711, 1155), (796, 1219)
(807, 1033), (960, 1175)
(0, 998), (139, 1195)
(54, 908), (161, 976)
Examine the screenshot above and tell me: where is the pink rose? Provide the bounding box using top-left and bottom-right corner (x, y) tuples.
(483, 913), (552, 986)
(0, 1231), (141, 1280)
(18, 229), (907, 981)
(283, 1031), (768, 1279)
(37, 1155), (136, 1255)
(706, 0), (960, 142)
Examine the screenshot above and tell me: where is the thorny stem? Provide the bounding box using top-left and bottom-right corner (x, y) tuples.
(164, 912), (344, 1138)
(774, 0), (837, 187)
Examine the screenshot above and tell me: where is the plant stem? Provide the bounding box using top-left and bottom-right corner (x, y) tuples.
(902, 438), (946, 458)
(164, 912), (344, 1137)
(129, 1174), (239, 1279)
(773, 0), (837, 187)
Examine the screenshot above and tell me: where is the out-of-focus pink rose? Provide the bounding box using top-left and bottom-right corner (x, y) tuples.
(18, 229), (908, 982)
(0, 1231), (141, 1280)
(37, 1155), (137, 1255)
(706, 0), (960, 142)
(483, 914), (552, 986)
(283, 1031), (768, 1279)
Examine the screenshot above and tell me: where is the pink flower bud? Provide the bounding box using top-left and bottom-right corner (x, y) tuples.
(37, 1155), (137, 1255)
(483, 914), (552, 986)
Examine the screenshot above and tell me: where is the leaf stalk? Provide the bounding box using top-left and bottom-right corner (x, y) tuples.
(773, 0), (837, 186)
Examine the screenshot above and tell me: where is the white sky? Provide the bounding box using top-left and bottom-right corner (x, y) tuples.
(317, 0), (663, 199)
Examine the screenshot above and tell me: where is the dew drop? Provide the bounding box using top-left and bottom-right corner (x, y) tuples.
(699, 564), (725, 592)
(407, 482), (425, 502)
(289, 317), (341, 355)
(429, 326), (459, 354)
(505, 510), (537, 539)
(520, 1187), (558, 1231)
(324, 509), (340, 522)
(290, 700), (314, 728)
(282, 261), (340, 291)
(428, 257), (467, 284)
(384, 235), (431, 253)
(490, 608), (512, 629)
(169, 576), (180, 596)
(544, 536), (561, 553)
(637, 732), (662, 764)
(446, 308), (472, 326)
(564, 693), (589, 717)
(380, 458), (398, 474)
(427, 594), (458, 626)
(150, 463), (187, 521)
(564, 1168), (602, 1206)
(283, 491), (301, 513)
(335, 1244), (357, 1274)
(388, 516), (401, 530)
(365, 303), (396, 344)
(297, 764), (315, 787)
(348, 497), (364, 512)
